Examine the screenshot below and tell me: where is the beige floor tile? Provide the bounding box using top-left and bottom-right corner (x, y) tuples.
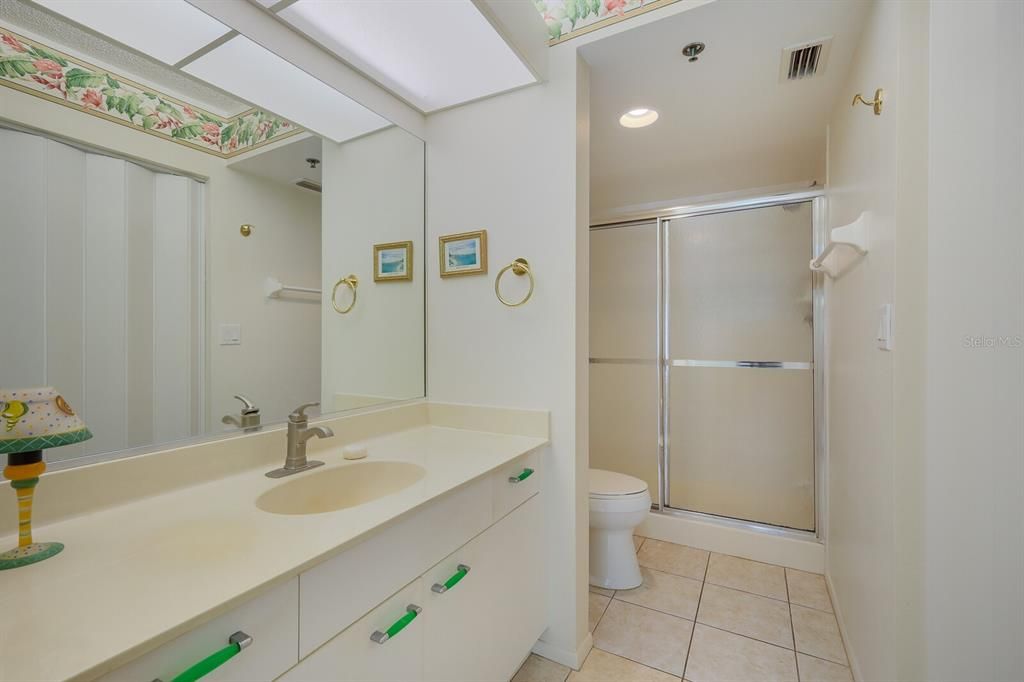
(615, 566), (702, 620)
(589, 592), (611, 632)
(797, 653), (854, 682)
(634, 535), (645, 552)
(791, 604), (847, 665)
(685, 624), (798, 682)
(705, 553), (788, 600)
(696, 583), (794, 649)
(590, 585), (614, 597)
(786, 569), (832, 612)
(513, 653), (571, 682)
(568, 648), (678, 682)
(637, 539), (709, 580)
(592, 599), (693, 676)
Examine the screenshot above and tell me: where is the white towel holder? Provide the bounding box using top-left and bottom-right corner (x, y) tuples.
(810, 211), (870, 278)
(265, 276), (321, 299)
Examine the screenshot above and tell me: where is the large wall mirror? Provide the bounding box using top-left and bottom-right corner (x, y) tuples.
(0, 0), (425, 468)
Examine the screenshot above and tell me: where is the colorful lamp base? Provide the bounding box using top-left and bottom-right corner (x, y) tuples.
(0, 541), (63, 571)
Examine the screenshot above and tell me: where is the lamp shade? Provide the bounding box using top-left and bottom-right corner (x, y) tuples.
(0, 388), (92, 454)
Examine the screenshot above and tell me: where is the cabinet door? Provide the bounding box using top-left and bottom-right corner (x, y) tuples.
(423, 495), (544, 682)
(279, 580), (424, 682)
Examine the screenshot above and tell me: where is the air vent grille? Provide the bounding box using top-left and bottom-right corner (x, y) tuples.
(294, 178), (322, 193)
(780, 37), (832, 82)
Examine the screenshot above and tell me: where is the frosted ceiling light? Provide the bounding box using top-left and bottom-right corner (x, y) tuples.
(184, 36), (390, 143)
(33, 0), (231, 65)
(278, 0), (536, 112)
(619, 108), (660, 128)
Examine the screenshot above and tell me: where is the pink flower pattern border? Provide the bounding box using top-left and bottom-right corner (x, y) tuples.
(534, 0), (681, 43)
(0, 26), (302, 158)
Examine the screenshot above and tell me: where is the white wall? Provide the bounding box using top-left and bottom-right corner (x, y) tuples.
(320, 126), (424, 411)
(425, 45), (590, 667)
(823, 1), (929, 679)
(924, 2), (1023, 679)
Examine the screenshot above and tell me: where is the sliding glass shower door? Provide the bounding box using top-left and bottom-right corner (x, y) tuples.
(665, 203), (815, 530)
(589, 198), (819, 532)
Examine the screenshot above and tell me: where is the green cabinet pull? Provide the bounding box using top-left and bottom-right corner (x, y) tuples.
(156, 631), (252, 682)
(431, 564), (471, 594)
(370, 604), (422, 644)
(508, 468), (534, 484)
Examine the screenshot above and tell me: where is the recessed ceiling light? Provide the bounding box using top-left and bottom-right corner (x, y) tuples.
(619, 108), (659, 128)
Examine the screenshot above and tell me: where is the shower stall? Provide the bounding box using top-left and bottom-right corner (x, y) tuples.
(589, 192), (825, 536)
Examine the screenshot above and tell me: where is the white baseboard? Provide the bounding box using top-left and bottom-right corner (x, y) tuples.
(532, 632), (592, 670)
(825, 572), (862, 682)
(637, 511), (825, 573)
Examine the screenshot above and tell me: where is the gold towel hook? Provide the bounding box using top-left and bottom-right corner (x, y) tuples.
(495, 258), (534, 307)
(331, 274), (359, 314)
(852, 88), (884, 115)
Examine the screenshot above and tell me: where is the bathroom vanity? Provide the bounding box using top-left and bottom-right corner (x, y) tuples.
(0, 403), (548, 682)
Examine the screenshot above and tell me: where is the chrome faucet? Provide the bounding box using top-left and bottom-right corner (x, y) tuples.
(222, 394), (261, 432)
(266, 402), (334, 478)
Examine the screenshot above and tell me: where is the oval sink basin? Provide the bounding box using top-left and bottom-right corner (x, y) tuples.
(256, 461), (426, 515)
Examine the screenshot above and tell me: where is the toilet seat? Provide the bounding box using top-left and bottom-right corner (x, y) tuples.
(589, 469), (648, 499)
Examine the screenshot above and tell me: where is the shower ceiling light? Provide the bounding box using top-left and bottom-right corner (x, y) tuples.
(619, 108), (659, 128)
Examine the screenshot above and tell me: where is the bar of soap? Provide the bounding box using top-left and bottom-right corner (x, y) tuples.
(342, 445), (368, 460)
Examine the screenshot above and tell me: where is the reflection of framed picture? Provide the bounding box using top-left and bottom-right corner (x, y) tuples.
(439, 230), (488, 277)
(373, 241), (413, 282)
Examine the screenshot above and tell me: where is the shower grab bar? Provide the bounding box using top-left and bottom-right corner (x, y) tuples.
(673, 359), (812, 370)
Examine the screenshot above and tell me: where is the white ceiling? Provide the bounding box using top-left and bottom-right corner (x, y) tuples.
(229, 133), (322, 189)
(582, 0), (870, 218)
(276, 0), (537, 112)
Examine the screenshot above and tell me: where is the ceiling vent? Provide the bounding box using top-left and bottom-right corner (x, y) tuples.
(294, 178), (322, 193)
(780, 37), (832, 82)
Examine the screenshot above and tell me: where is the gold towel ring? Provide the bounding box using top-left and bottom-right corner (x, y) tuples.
(331, 274), (359, 314)
(495, 258), (534, 307)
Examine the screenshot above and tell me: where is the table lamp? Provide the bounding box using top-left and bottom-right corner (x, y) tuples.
(0, 387), (91, 570)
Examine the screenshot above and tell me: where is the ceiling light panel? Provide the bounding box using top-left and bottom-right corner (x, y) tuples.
(33, 0), (231, 65)
(278, 0), (536, 112)
(183, 35), (390, 143)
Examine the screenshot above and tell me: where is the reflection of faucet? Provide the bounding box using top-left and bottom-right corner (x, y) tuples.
(222, 394), (261, 432)
(266, 402), (334, 478)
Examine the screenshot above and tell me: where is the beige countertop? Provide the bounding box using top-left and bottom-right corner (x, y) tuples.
(0, 413), (547, 682)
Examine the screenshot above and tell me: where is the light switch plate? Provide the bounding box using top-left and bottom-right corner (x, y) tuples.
(877, 304), (893, 351)
(220, 323), (241, 346)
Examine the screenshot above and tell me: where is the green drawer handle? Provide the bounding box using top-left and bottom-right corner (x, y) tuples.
(158, 631), (252, 682)
(431, 564), (471, 594)
(370, 604), (422, 644)
(508, 468), (534, 484)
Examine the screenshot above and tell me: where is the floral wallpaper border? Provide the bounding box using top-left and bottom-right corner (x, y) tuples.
(535, 0), (683, 44)
(0, 26), (302, 158)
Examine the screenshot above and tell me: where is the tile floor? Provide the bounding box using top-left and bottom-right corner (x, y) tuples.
(512, 536), (851, 682)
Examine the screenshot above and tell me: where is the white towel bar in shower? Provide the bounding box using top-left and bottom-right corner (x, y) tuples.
(810, 211), (870, 278)
(264, 276), (321, 298)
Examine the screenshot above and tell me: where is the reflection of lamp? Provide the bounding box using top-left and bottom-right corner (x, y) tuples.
(0, 388), (91, 570)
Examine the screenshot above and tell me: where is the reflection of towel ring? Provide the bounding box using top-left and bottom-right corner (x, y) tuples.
(494, 258), (534, 307)
(331, 274), (359, 314)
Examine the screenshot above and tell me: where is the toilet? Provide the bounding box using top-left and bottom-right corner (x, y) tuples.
(589, 468), (652, 590)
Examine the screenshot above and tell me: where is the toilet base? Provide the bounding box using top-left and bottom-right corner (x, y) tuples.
(589, 527), (642, 590)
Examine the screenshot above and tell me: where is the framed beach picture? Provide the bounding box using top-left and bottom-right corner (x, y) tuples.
(439, 230), (488, 277)
(373, 241), (413, 282)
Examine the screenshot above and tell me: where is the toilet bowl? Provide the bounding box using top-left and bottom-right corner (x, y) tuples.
(589, 468), (651, 590)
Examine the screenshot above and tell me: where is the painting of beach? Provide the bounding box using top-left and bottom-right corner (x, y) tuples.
(374, 241), (413, 281)
(439, 230), (487, 277)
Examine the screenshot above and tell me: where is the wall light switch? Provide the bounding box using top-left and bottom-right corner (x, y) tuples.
(220, 323), (241, 346)
(877, 304), (893, 351)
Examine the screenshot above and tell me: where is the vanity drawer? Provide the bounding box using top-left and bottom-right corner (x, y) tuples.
(298, 474), (491, 657)
(97, 578), (298, 682)
(492, 450), (540, 521)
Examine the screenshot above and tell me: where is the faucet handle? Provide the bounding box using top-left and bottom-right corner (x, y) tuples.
(289, 401), (320, 423)
(233, 394), (259, 415)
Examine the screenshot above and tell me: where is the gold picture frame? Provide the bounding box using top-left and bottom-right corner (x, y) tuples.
(373, 241), (413, 282)
(439, 230), (488, 278)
